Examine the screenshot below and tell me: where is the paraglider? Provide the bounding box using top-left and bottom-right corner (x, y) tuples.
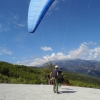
(28, 0), (55, 33)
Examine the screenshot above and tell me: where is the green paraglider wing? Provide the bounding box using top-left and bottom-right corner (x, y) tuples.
(28, 0), (55, 33)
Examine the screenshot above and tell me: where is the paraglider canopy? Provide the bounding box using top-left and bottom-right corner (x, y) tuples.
(28, 0), (55, 33)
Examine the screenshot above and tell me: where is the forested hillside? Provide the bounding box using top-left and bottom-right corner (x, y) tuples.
(0, 61), (100, 88)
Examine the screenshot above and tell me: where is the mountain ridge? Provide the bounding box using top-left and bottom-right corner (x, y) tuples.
(42, 59), (100, 78)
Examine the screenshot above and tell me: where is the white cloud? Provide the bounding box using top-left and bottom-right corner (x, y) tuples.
(89, 47), (100, 60)
(17, 42), (100, 66)
(67, 43), (89, 59)
(41, 46), (52, 51)
(17, 52), (68, 66)
(0, 49), (12, 55)
(83, 41), (96, 45)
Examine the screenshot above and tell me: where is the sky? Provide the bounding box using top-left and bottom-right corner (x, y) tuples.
(0, 0), (100, 66)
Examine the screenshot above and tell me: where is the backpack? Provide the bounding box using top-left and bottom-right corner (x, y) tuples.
(57, 73), (64, 83)
(52, 69), (58, 78)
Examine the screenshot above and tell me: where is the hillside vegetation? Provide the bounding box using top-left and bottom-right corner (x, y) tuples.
(0, 61), (100, 88)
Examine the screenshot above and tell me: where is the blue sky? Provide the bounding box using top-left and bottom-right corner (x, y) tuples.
(0, 0), (100, 66)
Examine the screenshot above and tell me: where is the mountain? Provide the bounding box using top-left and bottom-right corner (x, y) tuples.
(42, 59), (100, 78)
